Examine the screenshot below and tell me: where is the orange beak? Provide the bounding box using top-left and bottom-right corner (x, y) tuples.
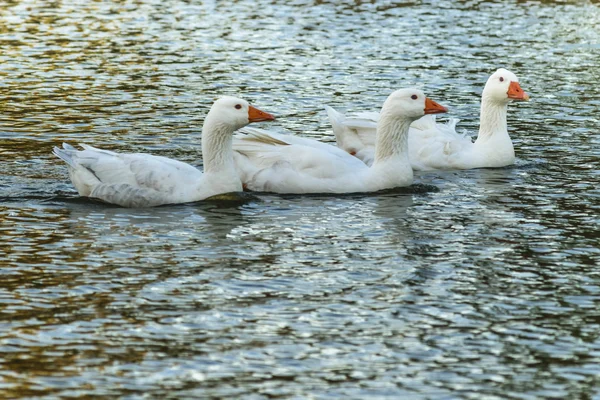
(507, 81), (529, 101)
(424, 97), (448, 115)
(248, 105), (275, 123)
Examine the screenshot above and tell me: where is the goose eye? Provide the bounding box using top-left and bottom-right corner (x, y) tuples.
(411, 95), (418, 100)
(235, 104), (242, 110)
(499, 77), (504, 82)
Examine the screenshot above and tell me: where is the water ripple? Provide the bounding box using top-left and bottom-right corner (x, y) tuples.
(1, 0), (600, 398)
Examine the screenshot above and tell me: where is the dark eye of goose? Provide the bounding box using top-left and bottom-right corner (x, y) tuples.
(411, 95), (418, 100)
(235, 104), (242, 110)
(499, 77), (504, 82)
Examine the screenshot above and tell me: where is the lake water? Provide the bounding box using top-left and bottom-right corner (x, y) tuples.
(1, 0), (599, 398)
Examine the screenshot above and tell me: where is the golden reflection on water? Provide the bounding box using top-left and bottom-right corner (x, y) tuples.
(0, 0), (600, 398)
(0, 0), (173, 146)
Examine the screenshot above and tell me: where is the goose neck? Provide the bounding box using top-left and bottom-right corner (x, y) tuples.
(201, 117), (236, 174)
(373, 112), (412, 164)
(476, 97), (509, 143)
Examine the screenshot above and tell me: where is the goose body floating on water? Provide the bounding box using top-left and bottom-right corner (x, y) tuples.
(326, 68), (529, 171)
(233, 89), (447, 194)
(53, 96), (275, 207)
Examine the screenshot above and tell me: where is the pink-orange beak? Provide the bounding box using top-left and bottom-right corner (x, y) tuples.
(424, 97), (448, 115)
(507, 81), (529, 101)
(248, 105), (275, 123)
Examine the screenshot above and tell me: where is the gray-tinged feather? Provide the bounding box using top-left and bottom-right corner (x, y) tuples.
(90, 183), (169, 208)
(53, 146), (76, 168)
(237, 127), (291, 146)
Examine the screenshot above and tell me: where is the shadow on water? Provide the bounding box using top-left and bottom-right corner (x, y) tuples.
(252, 183), (439, 200)
(0, 191), (261, 208)
(1, 183), (436, 208)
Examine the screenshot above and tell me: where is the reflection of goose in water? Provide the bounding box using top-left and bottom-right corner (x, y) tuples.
(372, 192), (415, 223)
(0, 191), (252, 245)
(39, 202), (252, 255)
(53, 97), (275, 208)
(393, 165), (528, 281)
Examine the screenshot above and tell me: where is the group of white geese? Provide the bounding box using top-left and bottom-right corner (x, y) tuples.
(53, 68), (529, 208)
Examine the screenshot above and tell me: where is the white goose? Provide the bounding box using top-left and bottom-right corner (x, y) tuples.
(53, 96), (275, 207)
(326, 68), (529, 170)
(233, 89), (447, 194)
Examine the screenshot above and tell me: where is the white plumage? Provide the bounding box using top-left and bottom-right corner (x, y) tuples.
(233, 89), (447, 194)
(53, 96), (275, 207)
(327, 68), (529, 171)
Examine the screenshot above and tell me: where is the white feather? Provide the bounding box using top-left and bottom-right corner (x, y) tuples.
(327, 68), (528, 171)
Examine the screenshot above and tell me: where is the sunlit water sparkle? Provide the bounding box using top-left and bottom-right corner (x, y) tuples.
(1, 0), (599, 398)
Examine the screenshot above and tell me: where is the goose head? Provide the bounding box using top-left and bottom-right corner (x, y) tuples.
(382, 89), (448, 120)
(208, 96), (275, 131)
(483, 68), (529, 104)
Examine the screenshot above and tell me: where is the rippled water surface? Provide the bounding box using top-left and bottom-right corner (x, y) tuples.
(1, 0), (600, 398)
